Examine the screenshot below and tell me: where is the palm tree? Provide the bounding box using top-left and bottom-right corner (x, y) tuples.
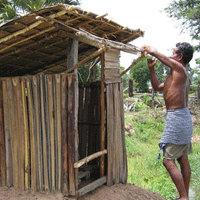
(0, 0), (79, 23)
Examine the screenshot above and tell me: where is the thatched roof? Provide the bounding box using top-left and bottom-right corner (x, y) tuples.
(0, 4), (144, 77)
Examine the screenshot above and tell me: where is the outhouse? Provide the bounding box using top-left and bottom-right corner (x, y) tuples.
(0, 4), (145, 198)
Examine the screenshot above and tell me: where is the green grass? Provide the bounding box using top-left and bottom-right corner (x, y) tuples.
(125, 108), (200, 200)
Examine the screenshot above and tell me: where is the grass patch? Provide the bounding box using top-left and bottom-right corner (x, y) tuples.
(125, 108), (200, 200)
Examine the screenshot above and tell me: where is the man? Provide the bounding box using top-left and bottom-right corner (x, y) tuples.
(143, 43), (194, 200)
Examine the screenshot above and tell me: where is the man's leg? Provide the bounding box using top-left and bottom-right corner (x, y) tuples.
(177, 155), (191, 197)
(163, 158), (188, 200)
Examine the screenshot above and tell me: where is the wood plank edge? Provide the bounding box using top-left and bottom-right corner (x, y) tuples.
(76, 176), (106, 197)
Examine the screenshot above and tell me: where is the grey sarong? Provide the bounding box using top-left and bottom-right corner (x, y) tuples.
(158, 107), (193, 159)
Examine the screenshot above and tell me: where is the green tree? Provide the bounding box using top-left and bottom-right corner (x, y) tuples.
(130, 57), (166, 92)
(0, 0), (79, 22)
(164, 0), (200, 51)
(130, 58), (150, 92)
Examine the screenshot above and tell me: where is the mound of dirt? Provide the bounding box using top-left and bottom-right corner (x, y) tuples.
(0, 183), (166, 200)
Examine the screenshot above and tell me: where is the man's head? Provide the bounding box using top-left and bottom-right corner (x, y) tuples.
(175, 42), (194, 64)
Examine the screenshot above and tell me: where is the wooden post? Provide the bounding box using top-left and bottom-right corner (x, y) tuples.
(0, 80), (6, 186)
(100, 53), (106, 177)
(21, 78), (30, 190)
(129, 79), (133, 97)
(27, 78), (37, 192)
(67, 74), (77, 196)
(61, 74), (69, 195)
(66, 39), (79, 196)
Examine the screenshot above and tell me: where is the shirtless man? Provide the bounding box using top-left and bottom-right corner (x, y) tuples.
(143, 43), (194, 200)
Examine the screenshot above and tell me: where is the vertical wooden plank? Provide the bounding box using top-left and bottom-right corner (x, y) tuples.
(74, 75), (79, 191)
(16, 78), (25, 190)
(21, 78), (30, 190)
(61, 74), (69, 195)
(100, 53), (106, 177)
(106, 84), (115, 186)
(113, 83), (120, 184)
(39, 74), (49, 191)
(26, 78), (37, 192)
(67, 74), (77, 196)
(33, 76), (43, 191)
(5, 78), (15, 187)
(12, 77), (20, 189)
(44, 75), (52, 191)
(119, 83), (127, 183)
(55, 74), (62, 192)
(0, 79), (6, 186)
(47, 75), (55, 192)
(2, 79), (13, 187)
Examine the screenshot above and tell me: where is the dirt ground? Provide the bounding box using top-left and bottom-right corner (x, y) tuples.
(0, 183), (167, 200)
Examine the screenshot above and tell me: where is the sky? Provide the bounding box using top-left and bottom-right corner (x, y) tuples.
(79, 0), (198, 68)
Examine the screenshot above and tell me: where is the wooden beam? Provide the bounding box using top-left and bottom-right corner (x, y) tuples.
(74, 149), (107, 169)
(120, 52), (147, 77)
(77, 176), (106, 197)
(65, 46), (108, 73)
(0, 10), (67, 44)
(39, 16), (143, 55)
(0, 80), (6, 186)
(0, 27), (55, 54)
(100, 53), (106, 177)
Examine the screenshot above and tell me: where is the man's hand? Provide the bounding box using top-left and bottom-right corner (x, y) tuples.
(143, 45), (157, 55)
(147, 58), (157, 69)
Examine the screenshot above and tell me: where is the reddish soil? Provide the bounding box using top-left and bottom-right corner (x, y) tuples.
(0, 183), (166, 200)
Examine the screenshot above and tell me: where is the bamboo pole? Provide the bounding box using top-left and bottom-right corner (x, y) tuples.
(21, 78), (29, 190)
(38, 15), (143, 55)
(0, 10), (68, 44)
(74, 150), (107, 169)
(120, 51), (147, 77)
(65, 46), (108, 73)
(100, 53), (106, 177)
(0, 27), (55, 54)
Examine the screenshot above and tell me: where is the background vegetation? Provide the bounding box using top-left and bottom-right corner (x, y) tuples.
(124, 96), (200, 200)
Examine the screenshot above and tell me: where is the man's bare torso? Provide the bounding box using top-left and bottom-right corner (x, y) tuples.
(163, 68), (189, 110)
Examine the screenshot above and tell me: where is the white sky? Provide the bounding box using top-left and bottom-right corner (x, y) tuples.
(80, 0), (198, 68)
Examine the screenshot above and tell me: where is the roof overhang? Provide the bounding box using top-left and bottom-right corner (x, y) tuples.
(0, 4), (144, 76)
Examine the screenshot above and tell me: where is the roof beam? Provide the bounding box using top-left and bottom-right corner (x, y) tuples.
(42, 16), (144, 55)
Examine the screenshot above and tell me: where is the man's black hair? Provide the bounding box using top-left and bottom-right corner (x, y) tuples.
(176, 42), (194, 64)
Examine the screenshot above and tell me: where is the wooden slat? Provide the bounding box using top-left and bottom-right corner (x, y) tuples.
(106, 84), (115, 186)
(21, 78), (30, 190)
(26, 78), (37, 192)
(119, 83), (127, 183)
(44, 75), (52, 191)
(61, 74), (69, 195)
(77, 176), (106, 197)
(67, 74), (76, 196)
(17, 78), (25, 190)
(12, 77), (20, 188)
(33, 76), (43, 191)
(0, 79), (6, 186)
(39, 74), (49, 191)
(114, 83), (120, 184)
(55, 74), (62, 192)
(100, 53), (106, 177)
(5, 79), (14, 187)
(47, 75), (56, 192)
(2, 79), (12, 187)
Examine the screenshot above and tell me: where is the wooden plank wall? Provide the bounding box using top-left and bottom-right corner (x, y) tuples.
(78, 82), (101, 164)
(106, 82), (127, 186)
(104, 48), (127, 186)
(0, 73), (78, 194)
